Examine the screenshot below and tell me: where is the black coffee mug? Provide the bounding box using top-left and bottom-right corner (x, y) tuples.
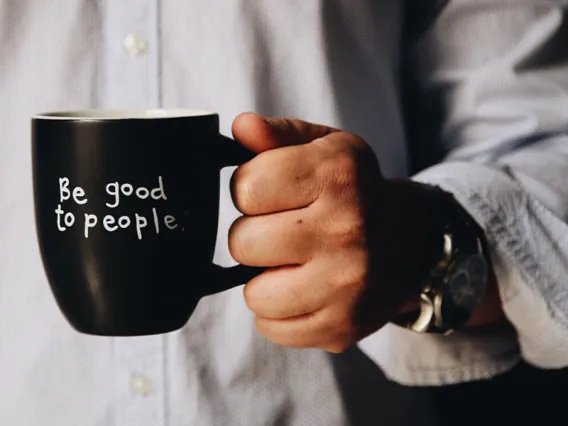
(32, 109), (263, 336)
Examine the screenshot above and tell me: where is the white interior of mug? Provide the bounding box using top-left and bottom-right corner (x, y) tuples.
(33, 109), (216, 120)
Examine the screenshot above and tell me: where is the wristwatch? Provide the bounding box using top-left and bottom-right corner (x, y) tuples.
(393, 184), (490, 334)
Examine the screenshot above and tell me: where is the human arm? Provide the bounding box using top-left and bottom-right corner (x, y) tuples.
(226, 0), (568, 387)
(357, 0), (568, 385)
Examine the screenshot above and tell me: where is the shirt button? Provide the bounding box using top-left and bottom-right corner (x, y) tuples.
(123, 34), (148, 56)
(130, 373), (152, 396)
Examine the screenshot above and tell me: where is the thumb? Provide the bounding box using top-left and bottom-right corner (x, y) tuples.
(231, 112), (338, 154)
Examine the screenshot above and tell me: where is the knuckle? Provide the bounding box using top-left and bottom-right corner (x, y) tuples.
(330, 252), (369, 290)
(333, 148), (359, 177)
(232, 165), (258, 214)
(228, 217), (251, 263)
(243, 282), (262, 313)
(327, 214), (366, 249)
(332, 153), (359, 191)
(316, 146), (359, 193)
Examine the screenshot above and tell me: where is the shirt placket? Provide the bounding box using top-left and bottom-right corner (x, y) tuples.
(100, 0), (160, 107)
(114, 336), (166, 426)
(99, 1), (164, 425)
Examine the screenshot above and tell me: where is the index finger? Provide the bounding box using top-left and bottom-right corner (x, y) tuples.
(231, 143), (323, 215)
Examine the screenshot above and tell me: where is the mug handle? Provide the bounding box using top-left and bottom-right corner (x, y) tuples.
(208, 134), (265, 293)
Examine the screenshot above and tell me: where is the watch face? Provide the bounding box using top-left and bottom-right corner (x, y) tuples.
(440, 253), (488, 329)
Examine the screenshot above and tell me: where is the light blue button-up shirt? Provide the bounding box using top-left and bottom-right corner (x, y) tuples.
(1, 1), (568, 425)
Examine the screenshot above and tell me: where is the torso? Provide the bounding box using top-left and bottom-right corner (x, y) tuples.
(0, 2), (405, 425)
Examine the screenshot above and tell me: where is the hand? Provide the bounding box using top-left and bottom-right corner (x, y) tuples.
(228, 113), (443, 353)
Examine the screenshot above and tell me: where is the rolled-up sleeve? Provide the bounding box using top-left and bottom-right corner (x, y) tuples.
(358, 0), (568, 386)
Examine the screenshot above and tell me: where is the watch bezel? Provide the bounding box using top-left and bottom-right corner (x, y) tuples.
(405, 234), (488, 334)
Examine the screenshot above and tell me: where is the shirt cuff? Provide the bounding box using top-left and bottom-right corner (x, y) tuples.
(358, 161), (568, 386)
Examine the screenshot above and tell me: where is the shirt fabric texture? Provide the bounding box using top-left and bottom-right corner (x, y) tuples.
(1, 1), (568, 425)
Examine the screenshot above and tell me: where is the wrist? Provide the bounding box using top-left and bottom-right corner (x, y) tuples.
(386, 179), (504, 332)
(380, 179), (445, 309)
